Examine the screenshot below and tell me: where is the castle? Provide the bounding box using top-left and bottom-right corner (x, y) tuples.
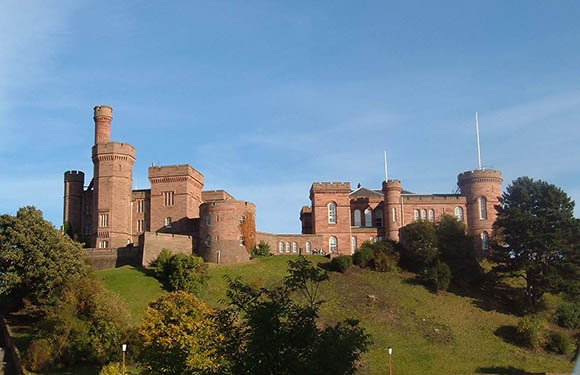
(63, 106), (503, 268)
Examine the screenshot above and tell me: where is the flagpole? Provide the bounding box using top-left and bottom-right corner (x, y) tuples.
(475, 112), (482, 170)
(384, 150), (389, 182)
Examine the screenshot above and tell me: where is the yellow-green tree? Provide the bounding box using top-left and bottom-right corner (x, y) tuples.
(136, 291), (224, 375)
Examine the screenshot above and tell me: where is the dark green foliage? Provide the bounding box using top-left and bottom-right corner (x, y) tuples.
(329, 255), (353, 273)
(547, 332), (574, 355)
(370, 240), (400, 272)
(251, 241), (272, 258)
(151, 250), (208, 295)
(492, 177), (580, 309)
(352, 245), (375, 268)
(399, 221), (438, 272)
(284, 255), (329, 308)
(216, 256), (372, 375)
(425, 262), (451, 292)
(24, 276), (131, 371)
(0, 206), (88, 309)
(556, 302), (580, 329)
(516, 314), (547, 350)
(436, 214), (482, 288)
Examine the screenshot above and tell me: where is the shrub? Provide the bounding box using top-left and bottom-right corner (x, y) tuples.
(547, 332), (574, 355)
(100, 362), (124, 375)
(399, 221), (438, 272)
(330, 256), (353, 273)
(425, 262), (451, 292)
(151, 251), (208, 295)
(251, 241), (272, 258)
(516, 315), (548, 350)
(24, 338), (55, 372)
(556, 302), (580, 329)
(373, 251), (399, 272)
(353, 246), (375, 268)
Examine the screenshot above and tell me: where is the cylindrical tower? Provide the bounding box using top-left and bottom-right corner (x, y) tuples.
(94, 105), (112, 144)
(63, 170), (85, 237)
(457, 169), (503, 250)
(198, 200), (255, 263)
(383, 180), (402, 241)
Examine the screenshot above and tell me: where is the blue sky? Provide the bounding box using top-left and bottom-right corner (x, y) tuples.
(1, 0), (579, 233)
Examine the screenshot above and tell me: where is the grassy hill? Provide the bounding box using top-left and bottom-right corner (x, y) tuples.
(96, 256), (575, 375)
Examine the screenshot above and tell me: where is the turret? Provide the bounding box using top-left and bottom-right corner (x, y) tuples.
(382, 180), (402, 241)
(457, 169), (503, 252)
(63, 170), (85, 237)
(94, 105), (112, 144)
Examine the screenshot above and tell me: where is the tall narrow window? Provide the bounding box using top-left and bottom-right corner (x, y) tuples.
(414, 209), (420, 222)
(480, 197), (488, 220)
(163, 191), (175, 206)
(99, 240), (109, 249)
(375, 208), (383, 227)
(279, 242), (284, 253)
(329, 236), (338, 253)
(292, 242), (298, 253)
(392, 207), (397, 222)
(306, 241), (311, 253)
(137, 219), (144, 232)
(421, 209), (427, 221)
(99, 213), (109, 227)
(285, 242), (291, 253)
(481, 231), (489, 251)
(239, 236), (245, 246)
(353, 209), (362, 226)
(455, 207), (464, 222)
(137, 200), (145, 213)
(239, 215), (246, 224)
(428, 209), (435, 222)
(328, 202), (337, 224)
(165, 217), (172, 228)
(205, 214), (211, 226)
(351, 236), (357, 251)
(364, 209), (372, 227)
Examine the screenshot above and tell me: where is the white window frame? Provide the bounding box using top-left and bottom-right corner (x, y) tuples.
(351, 236), (357, 251)
(364, 208), (372, 228)
(353, 209), (362, 226)
(428, 209), (435, 222)
(481, 231), (489, 251)
(455, 207), (464, 222)
(285, 242), (291, 253)
(279, 242), (284, 253)
(329, 236), (338, 253)
(414, 209), (420, 222)
(328, 202), (337, 224)
(305, 241), (311, 253)
(392, 207), (397, 222)
(239, 236), (245, 247)
(99, 213), (109, 228)
(421, 209), (427, 221)
(165, 217), (172, 228)
(99, 240), (109, 249)
(480, 197), (488, 220)
(292, 242), (298, 253)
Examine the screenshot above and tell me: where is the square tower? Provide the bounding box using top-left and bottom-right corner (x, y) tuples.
(310, 182), (351, 254)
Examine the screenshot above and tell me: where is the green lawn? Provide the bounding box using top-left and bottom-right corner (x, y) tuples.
(96, 256), (576, 375)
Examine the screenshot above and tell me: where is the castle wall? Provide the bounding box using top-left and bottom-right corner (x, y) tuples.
(83, 246), (141, 270)
(141, 231), (194, 266)
(310, 182), (352, 254)
(401, 194), (468, 226)
(256, 232), (323, 254)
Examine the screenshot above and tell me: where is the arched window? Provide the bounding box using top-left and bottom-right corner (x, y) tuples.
(455, 207), (464, 222)
(205, 214), (211, 226)
(351, 236), (357, 251)
(239, 236), (245, 246)
(480, 197), (488, 220)
(292, 242), (298, 253)
(481, 231), (489, 251)
(375, 208), (383, 227)
(421, 209), (427, 221)
(205, 235), (211, 247)
(353, 209), (362, 226)
(414, 209), (420, 222)
(329, 236), (338, 253)
(306, 241), (311, 253)
(328, 202), (337, 224)
(428, 209), (435, 222)
(279, 242), (284, 253)
(239, 215), (246, 224)
(285, 242), (290, 253)
(392, 207), (397, 222)
(364, 209), (372, 227)
(165, 217), (172, 227)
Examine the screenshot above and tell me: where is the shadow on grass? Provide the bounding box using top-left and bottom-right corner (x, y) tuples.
(494, 325), (520, 346)
(475, 366), (530, 374)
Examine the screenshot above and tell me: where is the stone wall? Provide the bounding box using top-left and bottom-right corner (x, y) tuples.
(141, 231), (194, 266)
(257, 232), (323, 255)
(83, 246), (141, 270)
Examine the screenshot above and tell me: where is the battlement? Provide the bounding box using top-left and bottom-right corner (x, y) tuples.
(92, 142), (136, 160)
(310, 182), (351, 193)
(300, 206), (312, 214)
(64, 170), (85, 182)
(382, 179), (402, 191)
(148, 164), (204, 185)
(93, 105), (113, 119)
(201, 189), (235, 202)
(458, 169), (503, 186)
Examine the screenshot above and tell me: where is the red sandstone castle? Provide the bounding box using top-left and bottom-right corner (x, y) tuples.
(64, 106), (502, 267)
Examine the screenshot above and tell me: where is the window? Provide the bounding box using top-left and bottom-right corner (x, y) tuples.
(165, 217), (172, 228)
(137, 219), (144, 232)
(279, 242), (284, 253)
(239, 236), (245, 247)
(353, 209), (362, 226)
(428, 209), (435, 222)
(99, 213), (109, 227)
(481, 231), (489, 251)
(364, 209), (372, 227)
(329, 236), (338, 253)
(455, 207), (464, 222)
(205, 235), (211, 247)
(137, 200), (145, 213)
(480, 197), (488, 220)
(239, 215), (246, 224)
(292, 242), (298, 253)
(205, 214), (211, 226)
(351, 236), (357, 251)
(306, 241), (311, 253)
(392, 207), (397, 222)
(99, 240), (108, 249)
(375, 208), (383, 227)
(328, 202), (337, 224)
(421, 209), (427, 221)
(285, 242), (291, 253)
(414, 209), (420, 222)
(163, 191), (175, 206)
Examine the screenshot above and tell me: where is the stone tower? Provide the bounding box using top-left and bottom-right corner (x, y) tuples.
(63, 170), (85, 237)
(91, 106), (136, 248)
(310, 182), (351, 254)
(383, 179), (402, 241)
(457, 169), (503, 251)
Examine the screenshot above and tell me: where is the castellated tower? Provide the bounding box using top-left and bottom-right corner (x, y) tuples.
(457, 169), (503, 249)
(91, 106), (136, 248)
(383, 180), (402, 241)
(63, 170), (85, 237)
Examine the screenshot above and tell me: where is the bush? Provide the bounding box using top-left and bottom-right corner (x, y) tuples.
(425, 262), (451, 292)
(556, 302), (580, 329)
(100, 362), (124, 375)
(151, 251), (208, 295)
(329, 256), (353, 273)
(373, 251), (399, 272)
(24, 338), (55, 372)
(353, 246), (375, 268)
(251, 241), (272, 258)
(399, 221), (438, 272)
(516, 315), (548, 350)
(547, 332), (574, 355)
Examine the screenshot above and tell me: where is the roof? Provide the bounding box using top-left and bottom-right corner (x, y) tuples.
(349, 186), (384, 198)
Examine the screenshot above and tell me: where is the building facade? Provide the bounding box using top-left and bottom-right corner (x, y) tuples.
(64, 106), (502, 267)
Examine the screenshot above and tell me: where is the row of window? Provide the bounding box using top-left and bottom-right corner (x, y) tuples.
(352, 208), (382, 227)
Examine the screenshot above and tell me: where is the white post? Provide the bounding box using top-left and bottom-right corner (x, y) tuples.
(384, 150), (389, 182)
(475, 112), (482, 170)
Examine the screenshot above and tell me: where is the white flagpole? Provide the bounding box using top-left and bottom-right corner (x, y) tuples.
(475, 112), (482, 170)
(384, 150), (389, 182)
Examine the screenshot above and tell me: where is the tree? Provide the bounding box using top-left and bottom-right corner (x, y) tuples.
(150, 250), (208, 295)
(136, 291), (224, 375)
(399, 220), (438, 272)
(0, 206), (88, 309)
(251, 241), (272, 258)
(492, 177), (580, 308)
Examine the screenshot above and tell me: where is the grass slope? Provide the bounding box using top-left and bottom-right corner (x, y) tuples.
(96, 256), (575, 375)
